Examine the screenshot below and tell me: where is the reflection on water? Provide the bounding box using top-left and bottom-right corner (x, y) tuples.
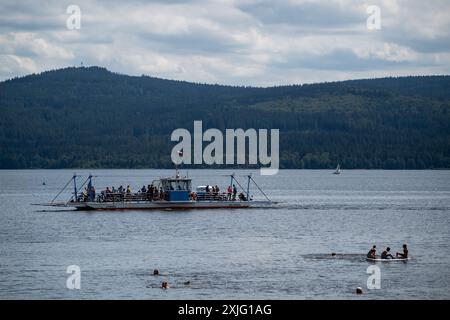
(302, 253), (366, 262)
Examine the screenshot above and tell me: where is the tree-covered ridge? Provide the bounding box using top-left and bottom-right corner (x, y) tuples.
(0, 66), (449, 169)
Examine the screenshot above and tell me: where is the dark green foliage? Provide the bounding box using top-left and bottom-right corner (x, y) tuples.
(0, 66), (449, 169)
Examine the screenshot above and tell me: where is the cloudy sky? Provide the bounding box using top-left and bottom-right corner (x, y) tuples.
(0, 0), (449, 86)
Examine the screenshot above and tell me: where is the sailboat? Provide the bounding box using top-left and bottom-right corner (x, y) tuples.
(333, 164), (341, 175)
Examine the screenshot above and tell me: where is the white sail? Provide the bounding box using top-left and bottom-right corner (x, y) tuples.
(334, 164), (341, 174)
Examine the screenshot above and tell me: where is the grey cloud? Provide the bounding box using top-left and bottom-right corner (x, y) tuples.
(134, 30), (246, 55)
(274, 48), (420, 72)
(0, 0), (449, 84)
(383, 32), (450, 54)
(238, 0), (364, 28)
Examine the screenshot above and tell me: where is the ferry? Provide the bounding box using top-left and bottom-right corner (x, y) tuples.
(37, 170), (274, 210)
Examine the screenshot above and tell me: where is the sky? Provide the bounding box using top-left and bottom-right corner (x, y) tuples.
(0, 0), (449, 86)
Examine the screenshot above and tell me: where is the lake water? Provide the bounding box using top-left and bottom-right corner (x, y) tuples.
(0, 169), (449, 299)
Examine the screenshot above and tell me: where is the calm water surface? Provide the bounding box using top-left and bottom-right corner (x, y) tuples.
(0, 169), (449, 299)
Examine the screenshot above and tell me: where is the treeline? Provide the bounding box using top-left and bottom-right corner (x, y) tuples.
(0, 66), (449, 169)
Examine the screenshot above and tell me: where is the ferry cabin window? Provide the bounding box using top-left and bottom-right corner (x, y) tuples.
(165, 180), (191, 191)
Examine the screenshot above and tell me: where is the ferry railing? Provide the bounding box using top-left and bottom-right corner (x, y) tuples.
(194, 192), (247, 202)
(95, 191), (250, 203)
(97, 192), (166, 203)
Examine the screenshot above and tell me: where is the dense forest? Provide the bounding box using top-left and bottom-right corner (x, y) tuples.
(0, 66), (449, 169)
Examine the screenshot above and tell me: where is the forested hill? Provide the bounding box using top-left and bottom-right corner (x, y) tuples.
(0, 66), (449, 169)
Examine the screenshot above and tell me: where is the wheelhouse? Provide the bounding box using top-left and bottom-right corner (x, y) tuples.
(154, 177), (192, 201)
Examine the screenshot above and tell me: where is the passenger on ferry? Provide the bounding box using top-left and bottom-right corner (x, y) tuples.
(82, 188), (88, 201)
(146, 185), (151, 200)
(111, 186), (116, 193)
(216, 186), (221, 199)
(227, 185), (232, 200)
(118, 185), (124, 193)
(147, 184), (154, 201)
(88, 186), (96, 201)
(105, 187), (111, 193)
(141, 185), (147, 193)
(238, 193), (247, 201)
(126, 185), (132, 193)
(232, 185), (237, 200)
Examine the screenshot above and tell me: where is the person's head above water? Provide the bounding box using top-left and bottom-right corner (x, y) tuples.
(386, 247), (391, 251)
(372, 245), (376, 249)
(403, 244), (407, 248)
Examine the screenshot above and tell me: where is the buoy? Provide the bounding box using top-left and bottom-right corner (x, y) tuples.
(153, 269), (159, 275)
(356, 287), (363, 294)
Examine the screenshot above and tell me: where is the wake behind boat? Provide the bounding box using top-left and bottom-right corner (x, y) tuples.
(35, 170), (275, 211)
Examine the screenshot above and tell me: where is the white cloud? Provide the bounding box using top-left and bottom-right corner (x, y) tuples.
(0, 54), (38, 78)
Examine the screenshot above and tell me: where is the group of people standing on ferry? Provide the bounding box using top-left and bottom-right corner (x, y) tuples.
(101, 184), (165, 201)
(204, 184), (239, 201)
(95, 182), (246, 202)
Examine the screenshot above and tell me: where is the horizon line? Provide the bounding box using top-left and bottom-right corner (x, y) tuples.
(2, 65), (449, 89)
